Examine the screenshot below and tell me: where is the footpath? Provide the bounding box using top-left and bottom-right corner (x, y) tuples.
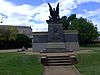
(0, 48), (32, 53)
(44, 65), (81, 75)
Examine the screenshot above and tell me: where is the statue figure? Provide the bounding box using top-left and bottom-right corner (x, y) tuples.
(48, 3), (59, 21)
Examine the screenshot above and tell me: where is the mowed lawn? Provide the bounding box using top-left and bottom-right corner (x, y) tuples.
(0, 52), (43, 75)
(75, 49), (100, 75)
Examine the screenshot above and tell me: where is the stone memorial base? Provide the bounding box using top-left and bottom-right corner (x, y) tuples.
(33, 30), (79, 52)
(33, 21), (79, 52)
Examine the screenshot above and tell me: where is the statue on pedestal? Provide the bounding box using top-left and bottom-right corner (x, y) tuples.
(48, 3), (60, 22)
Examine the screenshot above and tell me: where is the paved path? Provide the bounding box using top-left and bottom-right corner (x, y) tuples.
(0, 48), (32, 53)
(44, 65), (81, 75)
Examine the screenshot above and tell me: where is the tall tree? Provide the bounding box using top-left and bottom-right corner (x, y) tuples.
(62, 14), (98, 44)
(61, 16), (69, 30)
(61, 14), (77, 30)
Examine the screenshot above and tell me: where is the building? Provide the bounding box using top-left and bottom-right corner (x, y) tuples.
(0, 25), (32, 38)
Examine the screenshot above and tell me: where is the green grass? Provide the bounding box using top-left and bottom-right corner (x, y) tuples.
(0, 52), (43, 75)
(80, 46), (100, 51)
(75, 50), (100, 75)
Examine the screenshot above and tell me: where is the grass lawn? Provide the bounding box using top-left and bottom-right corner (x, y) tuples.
(75, 49), (100, 75)
(0, 52), (43, 75)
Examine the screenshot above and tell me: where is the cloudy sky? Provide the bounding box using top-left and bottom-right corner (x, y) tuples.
(0, 0), (100, 32)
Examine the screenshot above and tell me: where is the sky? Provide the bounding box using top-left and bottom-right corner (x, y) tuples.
(0, 0), (100, 32)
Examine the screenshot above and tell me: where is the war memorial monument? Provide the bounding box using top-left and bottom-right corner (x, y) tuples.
(33, 3), (79, 74)
(32, 3), (79, 52)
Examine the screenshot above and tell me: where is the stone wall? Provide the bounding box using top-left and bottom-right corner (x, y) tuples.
(32, 32), (47, 51)
(32, 30), (79, 52)
(64, 30), (79, 51)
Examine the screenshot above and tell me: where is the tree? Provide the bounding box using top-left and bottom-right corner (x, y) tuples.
(61, 14), (77, 30)
(0, 28), (6, 40)
(16, 34), (32, 47)
(61, 16), (69, 30)
(67, 14), (76, 24)
(62, 14), (98, 44)
(0, 26), (18, 49)
(7, 26), (18, 40)
(0, 26), (18, 41)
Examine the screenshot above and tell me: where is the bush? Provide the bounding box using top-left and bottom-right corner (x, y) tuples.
(0, 34), (32, 49)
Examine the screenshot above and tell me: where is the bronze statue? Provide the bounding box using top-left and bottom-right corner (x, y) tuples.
(48, 3), (59, 20)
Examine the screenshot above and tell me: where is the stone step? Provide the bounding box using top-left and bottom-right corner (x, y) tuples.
(47, 42), (66, 48)
(46, 56), (71, 64)
(40, 48), (68, 53)
(41, 55), (78, 66)
(47, 58), (70, 60)
(45, 63), (72, 66)
(46, 48), (66, 50)
(46, 60), (71, 63)
(47, 55), (70, 58)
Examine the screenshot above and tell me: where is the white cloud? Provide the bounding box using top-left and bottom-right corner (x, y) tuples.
(0, 0), (34, 16)
(32, 3), (49, 21)
(0, 0), (50, 32)
(0, 0), (34, 26)
(58, 0), (77, 16)
(77, 8), (100, 31)
(77, 8), (100, 18)
(76, 0), (100, 4)
(0, 0), (100, 32)
(0, 0), (77, 32)
(87, 9), (100, 17)
(31, 22), (48, 32)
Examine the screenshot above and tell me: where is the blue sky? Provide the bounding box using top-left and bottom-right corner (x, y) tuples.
(0, 0), (100, 32)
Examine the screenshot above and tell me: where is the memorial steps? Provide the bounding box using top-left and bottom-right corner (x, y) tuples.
(41, 55), (78, 66)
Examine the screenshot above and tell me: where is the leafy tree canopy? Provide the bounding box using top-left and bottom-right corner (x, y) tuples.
(0, 26), (18, 41)
(16, 34), (31, 43)
(61, 14), (98, 44)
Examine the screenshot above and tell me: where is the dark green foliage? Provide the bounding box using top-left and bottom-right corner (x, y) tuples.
(62, 16), (69, 30)
(67, 14), (76, 23)
(16, 34), (31, 43)
(61, 14), (98, 44)
(16, 34), (32, 48)
(0, 27), (32, 49)
(0, 26), (18, 49)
